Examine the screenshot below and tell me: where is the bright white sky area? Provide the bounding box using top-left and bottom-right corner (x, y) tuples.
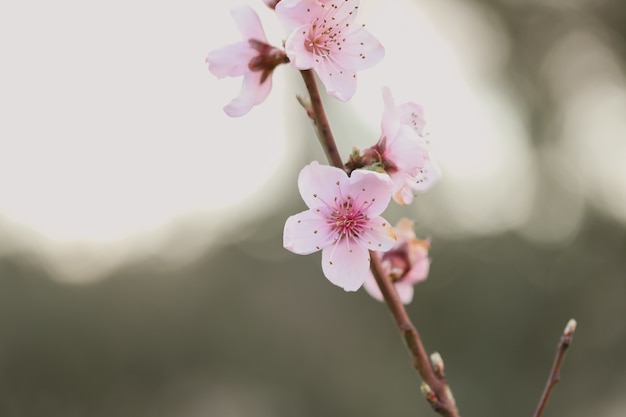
(0, 0), (624, 282)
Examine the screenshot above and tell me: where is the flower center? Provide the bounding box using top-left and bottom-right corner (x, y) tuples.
(329, 200), (366, 241)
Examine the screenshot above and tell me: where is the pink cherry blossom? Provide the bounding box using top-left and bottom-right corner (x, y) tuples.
(205, 6), (288, 117)
(359, 87), (441, 204)
(363, 218), (431, 304)
(283, 161), (396, 291)
(275, 0), (384, 101)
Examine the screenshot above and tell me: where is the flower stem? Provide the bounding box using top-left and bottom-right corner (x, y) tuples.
(298, 68), (461, 417)
(370, 253), (461, 417)
(299, 70), (345, 169)
(533, 319), (577, 417)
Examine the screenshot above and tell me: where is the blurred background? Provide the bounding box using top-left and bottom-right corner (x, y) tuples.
(1, 0), (625, 416)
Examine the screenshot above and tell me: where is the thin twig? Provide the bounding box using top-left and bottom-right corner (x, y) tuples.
(298, 70), (344, 169)
(299, 68), (460, 417)
(370, 253), (460, 417)
(533, 319), (577, 417)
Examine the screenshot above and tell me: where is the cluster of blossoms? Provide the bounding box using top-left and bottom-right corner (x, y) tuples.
(207, 0), (439, 304)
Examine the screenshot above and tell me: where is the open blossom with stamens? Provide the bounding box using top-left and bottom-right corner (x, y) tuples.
(358, 87), (441, 204)
(283, 161), (396, 291)
(363, 218), (431, 304)
(275, 0), (384, 101)
(205, 6), (288, 117)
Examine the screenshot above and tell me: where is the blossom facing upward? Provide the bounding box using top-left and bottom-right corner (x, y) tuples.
(363, 218), (431, 304)
(275, 0), (384, 101)
(283, 161), (396, 291)
(357, 87), (441, 204)
(205, 6), (288, 117)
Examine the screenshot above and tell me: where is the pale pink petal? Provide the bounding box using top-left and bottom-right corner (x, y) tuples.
(348, 169), (393, 216)
(314, 59), (357, 101)
(321, 240), (370, 291)
(206, 43), (254, 78)
(398, 102), (425, 136)
(328, 26), (385, 71)
(284, 25), (316, 69)
(283, 209), (335, 255)
(275, 0), (321, 30)
(297, 161), (347, 210)
(386, 126), (427, 173)
(223, 70), (272, 117)
(404, 257), (430, 284)
(380, 87), (400, 141)
(363, 272), (384, 302)
(410, 155), (441, 193)
(394, 218), (417, 241)
(395, 282), (415, 304)
(361, 216), (396, 252)
(393, 183), (415, 205)
(231, 5), (268, 42)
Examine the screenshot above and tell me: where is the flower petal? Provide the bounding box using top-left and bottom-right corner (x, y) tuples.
(283, 209), (335, 255)
(206, 42), (254, 79)
(328, 25), (385, 71)
(398, 102), (425, 136)
(380, 87), (400, 141)
(223, 70), (272, 117)
(321, 239), (370, 291)
(363, 272), (384, 302)
(360, 216), (396, 252)
(395, 282), (415, 304)
(410, 154), (442, 193)
(231, 5), (267, 42)
(284, 25), (316, 69)
(347, 169), (393, 216)
(275, 0), (322, 30)
(314, 60), (357, 101)
(297, 161), (347, 210)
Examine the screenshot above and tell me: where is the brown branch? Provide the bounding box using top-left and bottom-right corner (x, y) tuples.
(533, 319), (577, 417)
(298, 67), (461, 417)
(298, 70), (344, 169)
(370, 253), (460, 417)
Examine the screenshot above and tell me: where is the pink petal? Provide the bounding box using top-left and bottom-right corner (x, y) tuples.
(393, 183), (415, 205)
(385, 126), (427, 173)
(206, 42), (254, 79)
(361, 216), (396, 252)
(363, 272), (384, 302)
(381, 87), (400, 141)
(347, 169), (393, 216)
(231, 5), (267, 42)
(404, 257), (430, 284)
(283, 209), (335, 255)
(395, 282), (415, 304)
(410, 154), (442, 193)
(398, 102), (425, 136)
(328, 25), (385, 71)
(223, 70), (272, 117)
(321, 239), (370, 291)
(275, 0), (322, 30)
(297, 161), (347, 210)
(284, 25), (316, 69)
(314, 59), (358, 101)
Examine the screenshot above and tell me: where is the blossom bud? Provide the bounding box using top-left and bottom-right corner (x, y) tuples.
(564, 318), (577, 337)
